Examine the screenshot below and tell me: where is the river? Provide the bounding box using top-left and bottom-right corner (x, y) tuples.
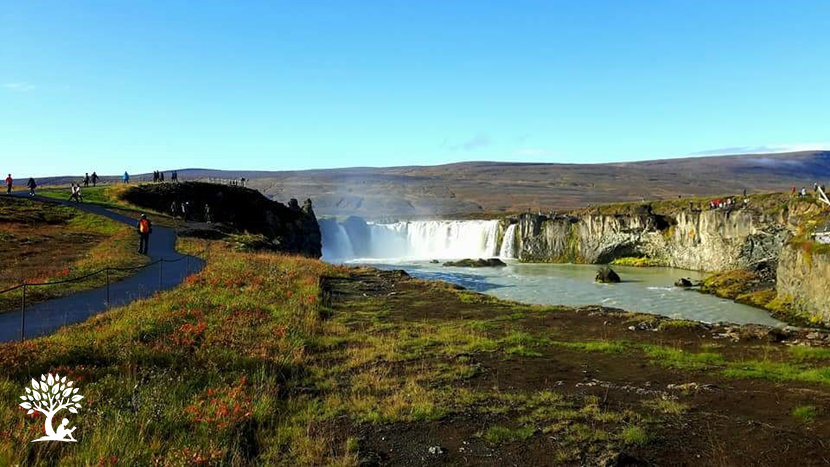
(320, 218), (786, 327)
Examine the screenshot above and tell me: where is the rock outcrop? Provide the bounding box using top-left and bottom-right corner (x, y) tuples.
(595, 266), (621, 283)
(443, 258), (507, 268)
(777, 244), (830, 322)
(505, 207), (787, 272)
(122, 182), (322, 257)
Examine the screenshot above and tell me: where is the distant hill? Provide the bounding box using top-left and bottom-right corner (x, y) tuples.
(38, 151), (830, 218)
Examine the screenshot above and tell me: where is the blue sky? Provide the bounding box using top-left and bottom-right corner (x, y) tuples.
(2, 1), (829, 177)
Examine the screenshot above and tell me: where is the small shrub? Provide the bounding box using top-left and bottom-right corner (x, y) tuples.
(621, 426), (649, 446)
(792, 405), (819, 424)
(482, 426), (535, 444)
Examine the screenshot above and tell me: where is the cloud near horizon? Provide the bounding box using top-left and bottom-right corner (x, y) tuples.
(689, 143), (830, 157)
(2, 82), (36, 92)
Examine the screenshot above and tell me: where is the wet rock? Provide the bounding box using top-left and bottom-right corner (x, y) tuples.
(674, 277), (694, 287)
(429, 259), (439, 264)
(595, 266), (621, 283)
(714, 324), (790, 343)
(443, 258), (507, 268)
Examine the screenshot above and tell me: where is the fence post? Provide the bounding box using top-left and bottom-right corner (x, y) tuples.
(20, 284), (26, 342)
(106, 268), (110, 308)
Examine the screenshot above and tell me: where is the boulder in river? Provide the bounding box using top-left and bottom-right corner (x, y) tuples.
(443, 258), (507, 268)
(674, 278), (694, 287)
(595, 266), (621, 283)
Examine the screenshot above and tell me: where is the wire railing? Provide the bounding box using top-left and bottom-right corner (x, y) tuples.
(0, 251), (205, 342)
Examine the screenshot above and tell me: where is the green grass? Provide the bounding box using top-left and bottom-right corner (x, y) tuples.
(611, 256), (664, 267)
(723, 361), (830, 385)
(620, 426), (650, 446)
(788, 346), (830, 361)
(792, 405), (819, 424)
(642, 345), (725, 370)
(643, 399), (688, 415)
(0, 196), (147, 312)
(552, 340), (631, 354)
(38, 185), (126, 209)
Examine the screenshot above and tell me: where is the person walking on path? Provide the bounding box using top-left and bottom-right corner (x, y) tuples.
(171, 171), (178, 182)
(159, 171), (165, 182)
(83, 173), (90, 187)
(5, 174), (12, 194)
(27, 177), (37, 196)
(91, 172), (99, 187)
(181, 201), (190, 221)
(204, 203), (212, 224)
(137, 214), (152, 254)
(68, 184), (83, 203)
(170, 200), (179, 218)
(123, 171), (130, 184)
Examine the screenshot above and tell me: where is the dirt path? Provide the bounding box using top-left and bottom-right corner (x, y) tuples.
(323, 269), (830, 466)
(0, 194), (204, 342)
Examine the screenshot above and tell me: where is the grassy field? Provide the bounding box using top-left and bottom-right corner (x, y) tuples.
(1, 238), (829, 465)
(0, 196), (148, 313)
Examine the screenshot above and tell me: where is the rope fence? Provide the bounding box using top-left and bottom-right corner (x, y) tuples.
(0, 250), (207, 342)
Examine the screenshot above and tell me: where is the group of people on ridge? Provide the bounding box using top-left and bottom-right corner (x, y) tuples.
(82, 172), (100, 187)
(169, 200), (212, 223)
(793, 182), (828, 198)
(152, 170), (179, 183)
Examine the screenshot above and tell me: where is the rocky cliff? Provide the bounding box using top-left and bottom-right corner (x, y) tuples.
(777, 243), (830, 323)
(122, 182), (322, 258)
(505, 206), (786, 272)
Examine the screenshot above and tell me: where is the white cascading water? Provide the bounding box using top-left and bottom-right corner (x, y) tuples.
(321, 223), (355, 260)
(499, 224), (518, 259)
(321, 219), (503, 261)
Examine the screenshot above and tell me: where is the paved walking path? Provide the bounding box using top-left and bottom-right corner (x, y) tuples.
(0, 194), (205, 342)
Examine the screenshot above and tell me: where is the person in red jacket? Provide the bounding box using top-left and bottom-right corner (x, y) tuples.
(4, 174), (11, 194)
(137, 214), (153, 255)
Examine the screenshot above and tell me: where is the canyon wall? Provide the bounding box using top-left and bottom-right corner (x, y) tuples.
(505, 207), (787, 272)
(777, 245), (830, 322)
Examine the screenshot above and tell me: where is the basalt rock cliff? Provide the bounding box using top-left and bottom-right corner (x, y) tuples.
(122, 182), (322, 258)
(504, 206), (786, 272)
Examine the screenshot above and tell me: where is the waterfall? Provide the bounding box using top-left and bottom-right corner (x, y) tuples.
(320, 218), (502, 261)
(320, 222), (355, 260)
(499, 224), (517, 259)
